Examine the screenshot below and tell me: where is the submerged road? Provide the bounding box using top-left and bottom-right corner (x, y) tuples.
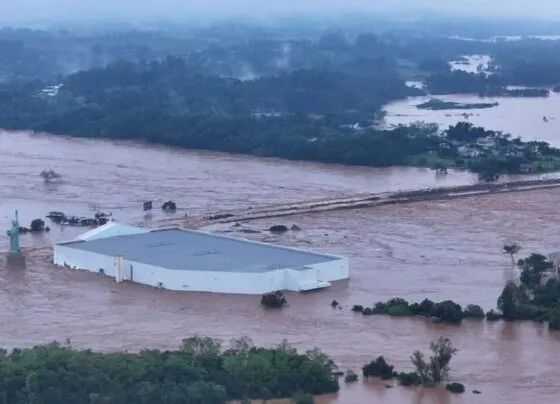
(163, 177), (560, 227)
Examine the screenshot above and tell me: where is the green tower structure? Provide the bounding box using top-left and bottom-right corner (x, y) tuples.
(6, 210), (25, 268)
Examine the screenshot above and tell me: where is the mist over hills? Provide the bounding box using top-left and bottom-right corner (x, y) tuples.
(2, 0), (560, 28)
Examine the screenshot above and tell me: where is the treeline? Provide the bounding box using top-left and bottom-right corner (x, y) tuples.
(498, 252), (560, 328)
(426, 70), (557, 96)
(3, 27), (560, 174)
(0, 336), (338, 403)
(0, 59), (443, 168)
(2, 66), (558, 175)
(352, 299), (486, 325)
(352, 248), (560, 331)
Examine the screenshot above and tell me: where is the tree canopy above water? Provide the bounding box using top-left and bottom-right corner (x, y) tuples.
(0, 337), (339, 403)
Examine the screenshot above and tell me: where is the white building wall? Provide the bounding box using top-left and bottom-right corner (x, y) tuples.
(284, 269), (303, 291)
(314, 258), (349, 282)
(122, 261), (288, 294)
(53, 245), (349, 294)
(54, 244), (116, 276)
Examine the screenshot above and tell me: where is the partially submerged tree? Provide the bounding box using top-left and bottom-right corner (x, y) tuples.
(411, 337), (458, 384)
(497, 280), (528, 321)
(180, 336), (222, 359)
(518, 253), (554, 290)
(261, 291), (287, 308)
(161, 201), (177, 212)
(30, 218), (46, 232)
(503, 243), (521, 266)
(40, 169), (61, 183)
(362, 356), (396, 379)
(433, 162), (448, 175)
(344, 370), (358, 383)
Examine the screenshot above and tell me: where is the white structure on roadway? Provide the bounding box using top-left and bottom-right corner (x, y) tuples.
(53, 223), (349, 294)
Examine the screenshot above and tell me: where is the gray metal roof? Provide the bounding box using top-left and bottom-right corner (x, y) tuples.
(58, 227), (342, 273)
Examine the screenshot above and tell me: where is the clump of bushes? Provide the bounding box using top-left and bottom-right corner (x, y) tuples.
(269, 224), (289, 233)
(261, 291), (287, 308)
(357, 298), (467, 324)
(462, 304), (485, 318)
(397, 372), (423, 386)
(344, 370), (358, 383)
(353, 250), (560, 329)
(485, 309), (503, 321)
(30, 218), (49, 232)
(446, 382), (466, 393)
(362, 356), (397, 379)
(361, 337), (461, 391)
(161, 201), (177, 212)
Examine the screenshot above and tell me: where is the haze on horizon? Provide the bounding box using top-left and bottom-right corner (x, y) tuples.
(2, 0), (560, 26)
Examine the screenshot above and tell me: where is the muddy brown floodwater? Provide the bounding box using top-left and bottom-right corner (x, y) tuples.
(1, 130), (560, 404)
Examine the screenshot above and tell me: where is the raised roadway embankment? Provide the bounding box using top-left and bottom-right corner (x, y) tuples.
(193, 178), (560, 225)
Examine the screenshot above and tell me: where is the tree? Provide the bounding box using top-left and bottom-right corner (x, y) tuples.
(503, 243), (521, 266)
(497, 280), (527, 320)
(344, 370), (358, 383)
(446, 382), (466, 393)
(362, 356), (395, 379)
(411, 337), (458, 384)
(180, 336), (222, 358)
(478, 170), (500, 182)
(427, 337), (458, 382)
(0, 337), (339, 402)
(518, 253), (554, 290)
(462, 304), (485, 319)
(261, 291), (287, 308)
(229, 336), (254, 353)
(30, 218), (45, 232)
(548, 308), (560, 331)
(40, 169), (61, 183)
(433, 162), (448, 175)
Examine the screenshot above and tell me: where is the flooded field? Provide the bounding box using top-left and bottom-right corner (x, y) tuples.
(2, 130), (560, 403)
(387, 53), (560, 147)
(382, 92), (560, 146)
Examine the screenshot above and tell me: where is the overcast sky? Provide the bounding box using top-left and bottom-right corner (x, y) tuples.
(2, 0), (560, 24)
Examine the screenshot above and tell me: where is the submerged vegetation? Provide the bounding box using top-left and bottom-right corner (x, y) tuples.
(261, 291), (288, 308)
(0, 337), (339, 403)
(416, 99), (499, 110)
(362, 337), (462, 391)
(0, 335), (467, 402)
(353, 246), (560, 330)
(352, 298), (483, 325)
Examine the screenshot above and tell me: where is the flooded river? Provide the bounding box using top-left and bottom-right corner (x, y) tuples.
(2, 130), (560, 404)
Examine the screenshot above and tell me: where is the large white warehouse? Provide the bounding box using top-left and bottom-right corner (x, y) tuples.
(53, 223), (349, 294)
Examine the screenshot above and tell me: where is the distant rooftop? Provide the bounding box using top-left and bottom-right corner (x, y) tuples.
(59, 227), (342, 273)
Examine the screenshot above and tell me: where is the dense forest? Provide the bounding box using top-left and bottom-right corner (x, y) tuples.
(0, 337), (338, 403)
(2, 19), (560, 176)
